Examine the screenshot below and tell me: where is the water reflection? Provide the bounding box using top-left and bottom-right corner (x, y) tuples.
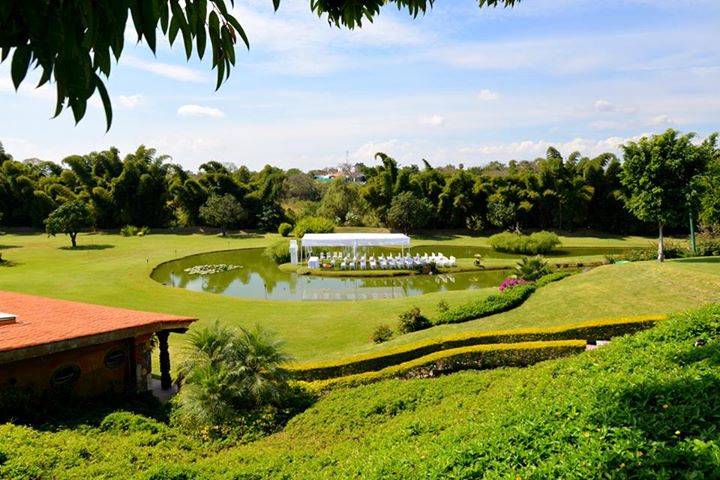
(152, 248), (509, 301)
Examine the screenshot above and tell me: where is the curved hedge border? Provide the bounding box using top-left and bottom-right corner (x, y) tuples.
(288, 314), (665, 381)
(434, 271), (571, 325)
(305, 340), (587, 392)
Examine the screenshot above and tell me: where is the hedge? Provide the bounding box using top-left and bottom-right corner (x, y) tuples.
(488, 231), (561, 254)
(435, 284), (536, 325)
(288, 314), (665, 381)
(305, 340), (586, 392)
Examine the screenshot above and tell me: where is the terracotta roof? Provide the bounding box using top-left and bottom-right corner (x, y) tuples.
(0, 291), (196, 362)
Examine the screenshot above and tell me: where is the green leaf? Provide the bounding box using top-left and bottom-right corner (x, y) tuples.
(94, 74), (113, 131)
(11, 45), (32, 89)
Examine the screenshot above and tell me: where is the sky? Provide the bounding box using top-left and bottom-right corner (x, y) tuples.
(1, 0), (719, 171)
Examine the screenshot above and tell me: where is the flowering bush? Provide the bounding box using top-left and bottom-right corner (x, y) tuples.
(499, 277), (528, 292)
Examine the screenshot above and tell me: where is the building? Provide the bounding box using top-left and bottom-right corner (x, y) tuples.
(0, 291), (196, 398)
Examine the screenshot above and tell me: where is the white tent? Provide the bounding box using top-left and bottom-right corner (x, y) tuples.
(301, 233), (410, 258)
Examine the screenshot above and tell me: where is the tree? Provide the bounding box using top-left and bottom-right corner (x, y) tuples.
(45, 200), (92, 248)
(621, 129), (714, 261)
(175, 322), (291, 427)
(199, 194), (246, 236)
(386, 191), (432, 234)
(1, 1), (518, 129)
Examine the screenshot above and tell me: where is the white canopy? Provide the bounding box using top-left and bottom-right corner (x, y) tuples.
(301, 233), (410, 248)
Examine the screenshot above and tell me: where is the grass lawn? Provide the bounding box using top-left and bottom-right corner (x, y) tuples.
(0, 230), (715, 362)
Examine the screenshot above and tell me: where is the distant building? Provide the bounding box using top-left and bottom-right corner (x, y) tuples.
(0, 291), (196, 398)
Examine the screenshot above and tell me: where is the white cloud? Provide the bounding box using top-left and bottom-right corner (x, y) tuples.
(418, 114), (444, 126)
(477, 89), (500, 101)
(648, 114), (674, 126)
(123, 55), (207, 82)
(594, 99), (616, 112)
(177, 104), (226, 118)
(117, 95), (145, 108)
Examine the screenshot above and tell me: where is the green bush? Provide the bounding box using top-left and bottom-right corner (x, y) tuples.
(489, 231), (561, 254)
(534, 271), (571, 287)
(397, 307), (431, 334)
(371, 324), (393, 343)
(278, 222), (293, 237)
(293, 216), (335, 238)
(515, 255), (551, 281)
(435, 284), (536, 325)
(263, 240), (291, 264)
(121, 225), (138, 236)
(436, 299), (449, 312)
(288, 314), (663, 381)
(308, 340), (586, 392)
(99, 411), (164, 434)
(696, 231), (720, 256)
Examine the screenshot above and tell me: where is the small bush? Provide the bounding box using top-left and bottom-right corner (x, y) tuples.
(278, 222), (293, 237)
(263, 240), (291, 264)
(515, 255), (551, 281)
(498, 277), (527, 292)
(100, 411), (164, 434)
(121, 225), (139, 236)
(121, 225), (150, 237)
(437, 299), (449, 312)
(397, 307), (431, 334)
(293, 216), (335, 238)
(696, 231), (720, 256)
(489, 231), (561, 254)
(371, 324), (394, 343)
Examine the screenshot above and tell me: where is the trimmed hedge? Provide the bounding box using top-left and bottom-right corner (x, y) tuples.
(489, 231), (561, 254)
(435, 284), (536, 325)
(306, 340), (586, 392)
(288, 314), (665, 381)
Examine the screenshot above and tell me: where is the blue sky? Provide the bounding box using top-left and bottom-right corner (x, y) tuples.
(1, 0), (719, 171)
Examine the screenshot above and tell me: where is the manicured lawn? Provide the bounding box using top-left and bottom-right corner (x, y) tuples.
(0, 230), (713, 362)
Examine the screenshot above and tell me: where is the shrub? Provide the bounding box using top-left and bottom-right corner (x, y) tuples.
(489, 231), (561, 254)
(99, 411), (164, 434)
(534, 271), (571, 287)
(293, 216), (335, 238)
(371, 324), (393, 343)
(263, 240), (291, 264)
(307, 340), (586, 392)
(435, 284), (536, 325)
(138, 226), (151, 236)
(121, 225), (139, 236)
(288, 314), (664, 381)
(436, 299), (449, 312)
(174, 322), (291, 429)
(696, 231), (720, 256)
(397, 307), (431, 334)
(278, 222), (293, 237)
(515, 255), (550, 281)
(498, 277), (527, 292)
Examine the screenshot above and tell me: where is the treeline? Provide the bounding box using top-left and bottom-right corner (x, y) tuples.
(0, 130), (717, 235)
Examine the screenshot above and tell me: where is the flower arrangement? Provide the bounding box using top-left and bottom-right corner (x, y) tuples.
(499, 277), (527, 292)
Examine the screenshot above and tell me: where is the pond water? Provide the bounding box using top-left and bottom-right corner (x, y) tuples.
(152, 245), (623, 302)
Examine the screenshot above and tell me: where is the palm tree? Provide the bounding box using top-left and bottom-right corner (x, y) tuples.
(176, 322), (292, 427)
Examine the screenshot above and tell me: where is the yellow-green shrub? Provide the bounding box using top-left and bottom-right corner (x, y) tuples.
(306, 340), (586, 392)
(288, 314), (665, 381)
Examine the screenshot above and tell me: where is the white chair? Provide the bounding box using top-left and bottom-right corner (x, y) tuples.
(360, 258), (367, 270)
(386, 258), (394, 269)
(448, 256), (456, 267)
(370, 258), (377, 269)
(340, 260), (347, 270)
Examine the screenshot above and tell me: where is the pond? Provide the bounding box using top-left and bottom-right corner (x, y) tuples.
(151, 245), (622, 302)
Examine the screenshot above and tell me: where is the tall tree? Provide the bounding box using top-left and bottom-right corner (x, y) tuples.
(199, 193), (246, 236)
(45, 200), (92, 248)
(621, 129), (714, 261)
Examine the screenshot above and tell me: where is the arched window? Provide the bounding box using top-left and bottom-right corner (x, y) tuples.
(50, 364), (81, 388)
(104, 347), (128, 370)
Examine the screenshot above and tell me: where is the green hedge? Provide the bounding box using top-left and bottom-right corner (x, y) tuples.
(435, 284), (536, 325)
(306, 340), (586, 392)
(288, 314), (664, 381)
(489, 231), (561, 254)
(292, 216), (334, 238)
